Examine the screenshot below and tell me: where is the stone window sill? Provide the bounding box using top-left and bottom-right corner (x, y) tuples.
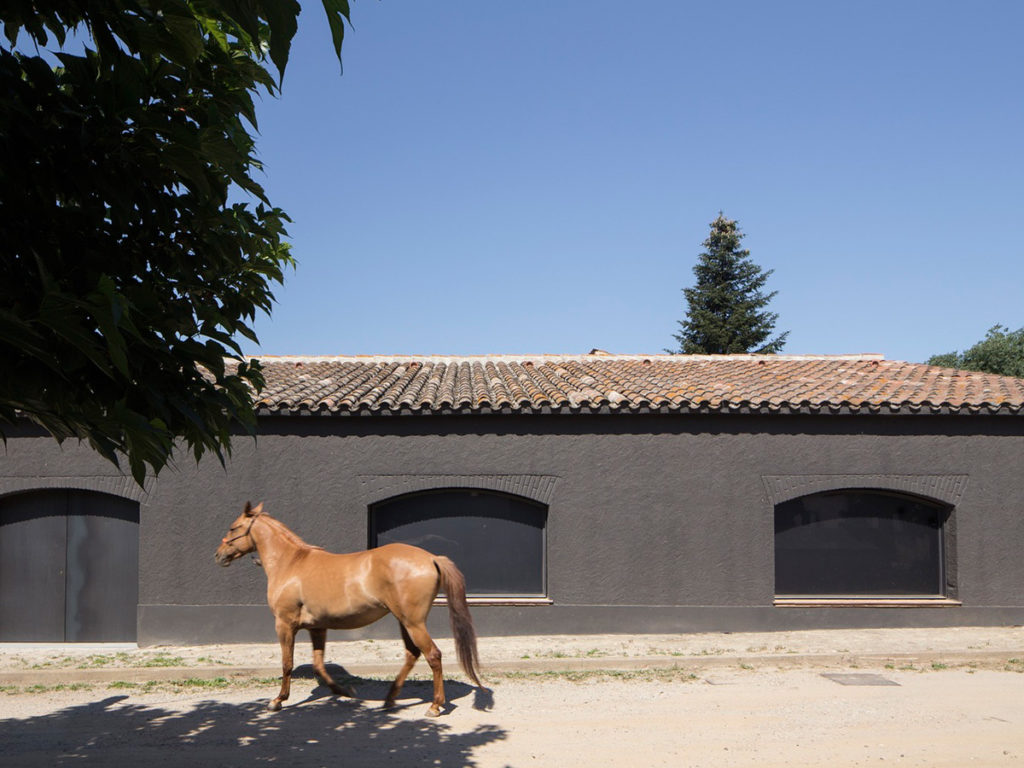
(775, 596), (961, 608)
(434, 596), (553, 607)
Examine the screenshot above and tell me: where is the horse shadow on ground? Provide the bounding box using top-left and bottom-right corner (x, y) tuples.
(293, 663), (496, 713)
(2, 667), (504, 768)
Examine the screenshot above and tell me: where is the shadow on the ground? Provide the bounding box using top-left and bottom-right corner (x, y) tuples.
(2, 668), (505, 767)
(292, 663), (496, 713)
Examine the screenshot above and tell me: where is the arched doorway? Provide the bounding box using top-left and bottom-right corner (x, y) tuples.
(0, 489), (139, 641)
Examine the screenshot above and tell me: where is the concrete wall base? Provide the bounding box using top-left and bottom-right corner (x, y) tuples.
(137, 604), (1024, 647)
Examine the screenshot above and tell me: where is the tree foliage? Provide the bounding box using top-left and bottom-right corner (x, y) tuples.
(0, 1), (351, 483)
(927, 325), (1024, 378)
(670, 214), (788, 355)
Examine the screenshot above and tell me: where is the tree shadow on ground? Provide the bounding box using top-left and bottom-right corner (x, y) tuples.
(2, 670), (505, 767)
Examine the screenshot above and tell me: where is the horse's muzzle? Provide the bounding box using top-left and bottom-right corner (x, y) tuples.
(214, 548), (236, 567)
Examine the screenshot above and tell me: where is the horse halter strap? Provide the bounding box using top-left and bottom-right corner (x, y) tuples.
(222, 511), (262, 547)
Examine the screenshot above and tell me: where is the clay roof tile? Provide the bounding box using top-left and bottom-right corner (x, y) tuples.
(251, 354), (1024, 416)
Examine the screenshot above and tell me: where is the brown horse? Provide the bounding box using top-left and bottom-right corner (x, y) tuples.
(214, 501), (482, 716)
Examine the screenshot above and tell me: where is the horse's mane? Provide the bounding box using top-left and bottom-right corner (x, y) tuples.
(261, 514), (326, 551)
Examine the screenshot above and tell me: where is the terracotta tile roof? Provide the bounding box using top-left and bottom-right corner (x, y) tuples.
(251, 354), (1024, 416)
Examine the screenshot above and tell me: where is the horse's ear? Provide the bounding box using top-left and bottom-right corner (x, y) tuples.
(246, 502), (264, 517)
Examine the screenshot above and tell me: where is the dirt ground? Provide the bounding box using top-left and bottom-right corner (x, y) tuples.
(2, 627), (1023, 767)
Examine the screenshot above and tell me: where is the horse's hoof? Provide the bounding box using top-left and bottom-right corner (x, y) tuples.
(267, 700), (283, 712)
(328, 682), (357, 697)
(425, 705), (441, 718)
(382, 699), (396, 710)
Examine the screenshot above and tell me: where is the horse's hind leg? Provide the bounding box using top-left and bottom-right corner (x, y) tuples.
(269, 619), (297, 711)
(402, 622), (445, 717)
(384, 625), (422, 710)
(310, 628), (355, 697)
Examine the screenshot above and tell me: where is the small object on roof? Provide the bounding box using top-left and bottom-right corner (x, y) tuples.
(588, 348), (612, 355)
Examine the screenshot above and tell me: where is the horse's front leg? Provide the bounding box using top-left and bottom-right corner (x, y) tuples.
(310, 627), (355, 697)
(269, 618), (297, 711)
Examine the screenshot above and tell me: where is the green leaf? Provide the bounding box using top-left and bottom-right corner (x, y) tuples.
(264, 0), (301, 78)
(322, 0), (352, 65)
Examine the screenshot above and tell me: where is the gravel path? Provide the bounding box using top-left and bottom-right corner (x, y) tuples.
(2, 627), (1023, 767)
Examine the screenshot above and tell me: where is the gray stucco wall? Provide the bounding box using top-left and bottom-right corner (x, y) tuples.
(2, 413), (1023, 644)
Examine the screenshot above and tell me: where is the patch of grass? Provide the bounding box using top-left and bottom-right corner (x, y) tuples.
(9, 675), (300, 697)
(20, 682), (95, 694)
(104, 676), (280, 694)
(122, 677), (239, 694)
(697, 648), (726, 656)
(168, 677), (231, 689)
(77, 654), (117, 668)
(931, 662), (948, 671)
(107, 681), (139, 690)
(88, 655), (114, 667)
(83, 652), (186, 669)
(25, 652), (191, 670)
(195, 656), (230, 666)
(161, 676), (280, 693)
(30, 656), (76, 670)
(136, 654), (186, 668)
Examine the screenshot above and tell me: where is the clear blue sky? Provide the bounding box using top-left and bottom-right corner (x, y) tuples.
(243, 1), (1024, 363)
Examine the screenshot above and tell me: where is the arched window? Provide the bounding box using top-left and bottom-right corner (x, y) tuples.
(370, 489), (547, 597)
(774, 490), (950, 596)
(0, 489), (139, 641)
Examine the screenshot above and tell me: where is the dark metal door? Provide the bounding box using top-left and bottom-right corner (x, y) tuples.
(0, 490), (139, 642)
(65, 492), (139, 641)
(0, 491), (67, 641)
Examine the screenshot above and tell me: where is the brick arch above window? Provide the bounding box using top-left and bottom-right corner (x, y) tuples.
(357, 474), (560, 509)
(0, 475), (151, 503)
(762, 474), (969, 508)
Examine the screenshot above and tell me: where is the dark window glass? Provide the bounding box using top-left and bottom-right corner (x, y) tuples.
(774, 491), (947, 596)
(371, 490), (546, 596)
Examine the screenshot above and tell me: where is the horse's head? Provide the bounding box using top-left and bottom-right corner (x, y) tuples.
(214, 501), (264, 566)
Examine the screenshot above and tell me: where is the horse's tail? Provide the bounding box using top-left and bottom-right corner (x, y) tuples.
(433, 556), (482, 687)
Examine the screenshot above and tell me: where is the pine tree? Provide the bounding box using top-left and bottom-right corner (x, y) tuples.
(670, 214), (789, 355)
